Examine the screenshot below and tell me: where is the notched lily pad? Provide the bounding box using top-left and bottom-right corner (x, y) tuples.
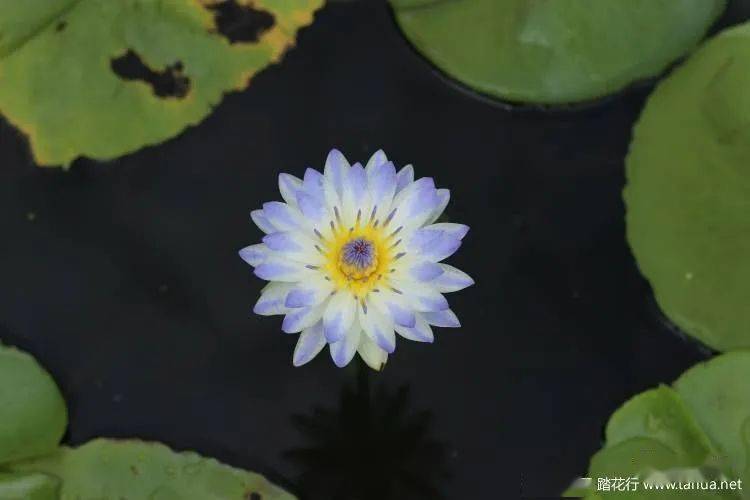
(0, 343), (67, 465)
(625, 22), (750, 352)
(9, 438), (296, 499)
(0, 0), (323, 167)
(567, 351), (750, 498)
(390, 0), (726, 105)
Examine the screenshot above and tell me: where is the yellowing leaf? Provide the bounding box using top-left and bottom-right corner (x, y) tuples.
(0, 0), (322, 167)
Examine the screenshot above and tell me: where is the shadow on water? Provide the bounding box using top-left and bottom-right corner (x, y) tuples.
(284, 362), (450, 500)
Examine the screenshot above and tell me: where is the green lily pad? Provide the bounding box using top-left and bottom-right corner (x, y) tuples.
(568, 351), (750, 498)
(9, 438), (296, 499)
(0, 344), (67, 465)
(390, 0), (725, 105)
(625, 22), (750, 352)
(0, 0), (322, 167)
(0, 472), (59, 500)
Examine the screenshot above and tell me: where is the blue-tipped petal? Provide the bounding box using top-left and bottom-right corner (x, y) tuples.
(422, 309), (461, 328)
(385, 301), (416, 328)
(323, 292), (357, 343)
(302, 168), (325, 199)
(324, 149), (349, 198)
(262, 201), (301, 232)
(254, 259), (302, 282)
(434, 264), (474, 292)
(251, 209), (276, 234)
(238, 244), (268, 267)
(409, 261), (444, 282)
(395, 164), (414, 193)
(253, 282), (293, 316)
(282, 304), (325, 334)
(368, 161), (397, 209)
(395, 315), (434, 343)
(293, 322), (326, 367)
(262, 232), (303, 252)
(329, 328), (360, 367)
(279, 173), (302, 207)
(365, 149), (388, 173)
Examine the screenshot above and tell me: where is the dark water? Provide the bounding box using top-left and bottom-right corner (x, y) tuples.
(1, 2), (748, 499)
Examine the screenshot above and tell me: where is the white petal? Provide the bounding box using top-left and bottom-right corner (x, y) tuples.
(262, 201), (305, 233)
(323, 291), (358, 343)
(357, 334), (388, 371)
(302, 168), (325, 200)
(251, 209), (276, 234)
(368, 289), (416, 328)
(279, 173), (303, 208)
(341, 162), (369, 227)
(359, 298), (396, 353)
(329, 326), (360, 367)
(253, 282), (294, 316)
(388, 177), (441, 232)
(323, 149), (350, 199)
(394, 313), (434, 343)
(285, 276), (334, 308)
(389, 277), (449, 313)
(422, 309), (461, 328)
(367, 161), (397, 217)
(282, 302), (326, 334)
(365, 149), (388, 174)
(407, 223), (469, 262)
(293, 321), (326, 367)
(238, 243), (268, 267)
(395, 164), (414, 193)
(433, 264), (474, 292)
(262, 231), (322, 265)
(426, 188), (450, 224)
(253, 257), (309, 282)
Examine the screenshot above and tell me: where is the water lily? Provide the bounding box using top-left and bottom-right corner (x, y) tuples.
(239, 149), (473, 370)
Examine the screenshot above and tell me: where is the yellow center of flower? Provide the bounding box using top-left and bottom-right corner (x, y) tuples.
(321, 213), (401, 298)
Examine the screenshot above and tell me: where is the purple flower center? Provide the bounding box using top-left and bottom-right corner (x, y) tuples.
(341, 238), (375, 270)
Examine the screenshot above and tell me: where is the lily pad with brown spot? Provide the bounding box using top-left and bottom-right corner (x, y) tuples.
(0, 0), (323, 167)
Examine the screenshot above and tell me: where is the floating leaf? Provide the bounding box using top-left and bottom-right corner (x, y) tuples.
(390, 0), (725, 105)
(0, 0), (322, 167)
(567, 351), (750, 498)
(0, 344), (67, 465)
(625, 22), (750, 352)
(9, 438), (296, 499)
(0, 472), (59, 500)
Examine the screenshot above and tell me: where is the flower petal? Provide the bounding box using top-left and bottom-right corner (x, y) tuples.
(389, 177), (441, 231)
(407, 223), (469, 262)
(408, 260), (444, 282)
(323, 291), (357, 343)
(262, 231), (321, 264)
(367, 161), (397, 215)
(359, 299), (396, 353)
(251, 209), (276, 234)
(254, 257), (307, 282)
(395, 164), (414, 193)
(302, 167), (325, 200)
(297, 190), (328, 227)
(329, 326), (360, 368)
(365, 149), (388, 174)
(282, 302), (326, 334)
(238, 244), (268, 267)
(285, 277), (334, 308)
(389, 278), (449, 312)
(426, 188), (450, 224)
(369, 290), (416, 328)
(293, 321), (326, 367)
(422, 309), (461, 328)
(394, 313), (434, 343)
(433, 264), (474, 292)
(262, 201), (304, 232)
(253, 282), (294, 316)
(357, 334), (388, 371)
(323, 149), (350, 199)
(341, 162), (369, 227)
(279, 173), (303, 208)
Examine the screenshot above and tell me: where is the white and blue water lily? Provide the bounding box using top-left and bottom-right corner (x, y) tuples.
(239, 149), (473, 370)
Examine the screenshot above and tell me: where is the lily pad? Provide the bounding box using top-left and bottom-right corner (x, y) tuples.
(9, 438), (296, 499)
(625, 22), (750, 352)
(567, 351), (750, 498)
(390, 0), (725, 105)
(0, 344), (67, 465)
(0, 0), (322, 167)
(0, 472), (59, 500)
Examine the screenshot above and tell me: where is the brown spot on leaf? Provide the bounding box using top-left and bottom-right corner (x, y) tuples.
(56, 21), (67, 32)
(111, 50), (190, 99)
(207, 0), (275, 44)
(130, 465), (140, 476)
(245, 492), (261, 500)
